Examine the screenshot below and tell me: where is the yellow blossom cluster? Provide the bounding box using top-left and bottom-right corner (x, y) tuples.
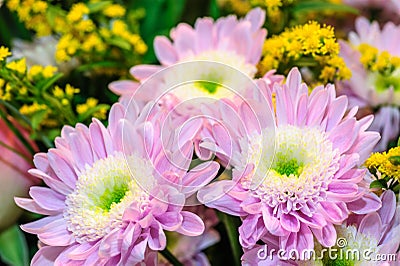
(357, 44), (400, 75)
(222, 0), (294, 21)
(365, 147), (400, 181)
(258, 21), (351, 83)
(7, 0), (50, 36)
(76, 98), (108, 120)
(7, 0), (147, 73)
(0, 47), (109, 134)
(0, 46), (12, 61)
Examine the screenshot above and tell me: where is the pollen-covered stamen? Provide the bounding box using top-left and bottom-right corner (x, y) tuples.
(241, 125), (340, 214)
(64, 152), (152, 243)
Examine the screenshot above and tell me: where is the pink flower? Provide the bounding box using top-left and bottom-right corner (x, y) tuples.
(338, 17), (400, 150)
(109, 8), (267, 107)
(198, 68), (382, 256)
(0, 118), (38, 231)
(334, 190), (400, 266)
(15, 101), (219, 265)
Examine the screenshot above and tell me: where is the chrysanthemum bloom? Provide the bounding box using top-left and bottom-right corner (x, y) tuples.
(0, 118), (39, 231)
(109, 8), (267, 106)
(327, 190), (400, 266)
(243, 189), (400, 266)
(15, 102), (219, 265)
(338, 17), (400, 151)
(198, 68), (382, 255)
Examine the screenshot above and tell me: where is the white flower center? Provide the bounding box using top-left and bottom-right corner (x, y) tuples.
(163, 50), (257, 101)
(241, 125), (340, 214)
(64, 152), (153, 243)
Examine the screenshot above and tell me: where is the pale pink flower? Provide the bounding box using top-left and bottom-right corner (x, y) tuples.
(109, 8), (267, 107)
(338, 17), (400, 150)
(198, 68), (381, 257)
(15, 101), (219, 265)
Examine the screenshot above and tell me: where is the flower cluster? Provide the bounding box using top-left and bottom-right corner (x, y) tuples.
(0, 47), (109, 142)
(259, 21), (351, 84)
(365, 147), (400, 183)
(338, 17), (400, 151)
(7, 0), (147, 75)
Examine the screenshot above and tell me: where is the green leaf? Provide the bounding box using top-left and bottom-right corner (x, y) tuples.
(87, 1), (113, 13)
(389, 156), (400, 166)
(76, 61), (121, 72)
(217, 212), (242, 266)
(108, 36), (132, 50)
(35, 73), (64, 93)
(209, 0), (221, 19)
(370, 179), (387, 189)
(31, 109), (48, 129)
(0, 225), (29, 266)
(46, 6), (66, 28)
(292, 1), (359, 15)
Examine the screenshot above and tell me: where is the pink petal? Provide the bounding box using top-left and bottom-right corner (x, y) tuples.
(108, 80), (139, 96)
(280, 213), (300, 232)
(31, 246), (65, 266)
(29, 186), (65, 213)
(359, 212), (382, 241)
(154, 36), (178, 65)
(129, 65), (163, 80)
(148, 222), (166, 250)
(176, 211), (205, 236)
(311, 223), (337, 247)
(347, 192), (382, 214)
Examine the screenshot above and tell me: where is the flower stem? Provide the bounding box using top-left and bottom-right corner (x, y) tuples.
(218, 212), (242, 266)
(160, 247), (183, 266)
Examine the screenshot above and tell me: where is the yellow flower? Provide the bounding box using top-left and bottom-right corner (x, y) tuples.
(19, 102), (47, 115)
(32, 1), (47, 13)
(103, 4), (126, 17)
(365, 147), (400, 181)
(6, 0), (20, 11)
(53, 86), (64, 98)
(65, 84), (80, 97)
(6, 58), (27, 74)
(67, 3), (89, 23)
(76, 19), (96, 32)
(259, 21), (350, 83)
(111, 20), (128, 36)
(0, 46), (12, 61)
(42, 66), (58, 78)
(135, 41), (148, 54)
(28, 65), (43, 79)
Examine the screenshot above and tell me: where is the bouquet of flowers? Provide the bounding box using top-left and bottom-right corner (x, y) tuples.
(0, 0), (399, 265)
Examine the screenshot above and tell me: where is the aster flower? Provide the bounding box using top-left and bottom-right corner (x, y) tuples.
(15, 101), (219, 265)
(326, 190), (400, 266)
(338, 17), (400, 151)
(198, 68), (381, 256)
(109, 8), (267, 106)
(242, 189), (400, 266)
(0, 118), (39, 231)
